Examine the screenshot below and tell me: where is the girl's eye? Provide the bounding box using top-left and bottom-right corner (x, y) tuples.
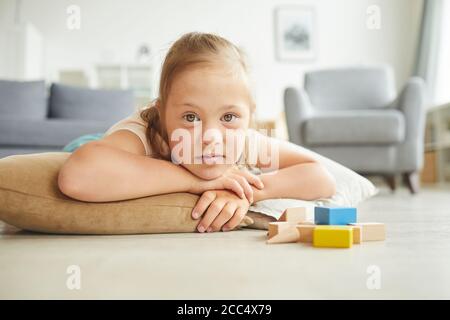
(183, 114), (200, 122)
(221, 113), (237, 122)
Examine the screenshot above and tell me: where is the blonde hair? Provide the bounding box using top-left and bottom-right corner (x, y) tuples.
(139, 32), (256, 162)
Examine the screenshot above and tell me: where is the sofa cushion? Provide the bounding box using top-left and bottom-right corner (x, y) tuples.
(49, 83), (134, 121)
(0, 152), (254, 234)
(304, 109), (405, 146)
(0, 80), (47, 119)
(304, 66), (396, 110)
(0, 118), (112, 147)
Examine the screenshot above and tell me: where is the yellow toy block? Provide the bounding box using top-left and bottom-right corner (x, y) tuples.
(311, 225), (359, 244)
(313, 226), (353, 248)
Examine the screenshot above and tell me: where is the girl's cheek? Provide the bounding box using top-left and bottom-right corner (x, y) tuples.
(224, 132), (246, 162)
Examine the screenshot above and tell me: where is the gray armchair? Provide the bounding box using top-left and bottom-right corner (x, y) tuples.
(284, 65), (426, 193)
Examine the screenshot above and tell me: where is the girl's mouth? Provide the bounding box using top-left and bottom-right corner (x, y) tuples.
(195, 154), (225, 164)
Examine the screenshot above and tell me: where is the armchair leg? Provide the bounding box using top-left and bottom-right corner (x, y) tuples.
(383, 175), (396, 192)
(403, 172), (420, 194)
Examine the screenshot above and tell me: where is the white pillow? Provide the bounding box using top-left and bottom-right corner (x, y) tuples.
(249, 144), (378, 220)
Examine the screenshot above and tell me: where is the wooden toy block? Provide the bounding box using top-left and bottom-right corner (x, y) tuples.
(268, 221), (296, 239)
(278, 207), (307, 224)
(296, 224), (316, 243)
(313, 226), (353, 248)
(349, 223), (385, 241)
(266, 227), (300, 244)
(350, 225), (362, 244)
(314, 206), (357, 225)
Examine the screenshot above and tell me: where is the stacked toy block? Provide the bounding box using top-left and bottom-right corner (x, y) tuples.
(266, 206), (385, 248)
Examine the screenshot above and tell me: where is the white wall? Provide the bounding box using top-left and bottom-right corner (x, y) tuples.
(0, 22), (44, 80)
(0, 0), (423, 119)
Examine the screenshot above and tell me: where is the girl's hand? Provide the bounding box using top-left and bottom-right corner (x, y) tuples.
(192, 189), (251, 233)
(190, 166), (264, 203)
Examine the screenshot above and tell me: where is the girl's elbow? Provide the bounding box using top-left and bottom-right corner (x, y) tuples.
(58, 164), (97, 202)
(58, 167), (89, 201)
(57, 145), (102, 201)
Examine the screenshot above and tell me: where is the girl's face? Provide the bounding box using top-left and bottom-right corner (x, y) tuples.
(164, 64), (252, 180)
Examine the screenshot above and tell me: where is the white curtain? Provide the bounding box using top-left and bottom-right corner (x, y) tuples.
(415, 0), (446, 106)
(434, 1), (450, 105)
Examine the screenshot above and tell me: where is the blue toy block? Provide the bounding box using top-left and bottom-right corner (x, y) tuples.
(314, 206), (357, 225)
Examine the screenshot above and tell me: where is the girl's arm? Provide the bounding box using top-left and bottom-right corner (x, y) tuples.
(250, 130), (337, 202)
(58, 130), (202, 202)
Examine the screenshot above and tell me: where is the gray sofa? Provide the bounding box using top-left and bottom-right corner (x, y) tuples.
(0, 80), (134, 158)
(284, 65), (426, 193)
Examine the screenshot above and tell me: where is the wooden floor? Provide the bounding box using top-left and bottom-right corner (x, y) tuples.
(1, 183), (450, 299)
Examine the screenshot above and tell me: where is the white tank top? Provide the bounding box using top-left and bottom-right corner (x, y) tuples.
(104, 107), (152, 156)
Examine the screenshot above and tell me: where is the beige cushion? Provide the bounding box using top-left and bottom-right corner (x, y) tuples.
(0, 152), (254, 234)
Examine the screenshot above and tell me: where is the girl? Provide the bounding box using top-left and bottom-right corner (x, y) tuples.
(58, 32), (336, 233)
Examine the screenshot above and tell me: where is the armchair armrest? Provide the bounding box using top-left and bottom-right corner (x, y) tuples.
(284, 87), (314, 145)
(395, 77), (426, 171)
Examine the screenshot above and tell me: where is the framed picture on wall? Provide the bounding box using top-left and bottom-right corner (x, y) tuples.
(274, 6), (317, 62)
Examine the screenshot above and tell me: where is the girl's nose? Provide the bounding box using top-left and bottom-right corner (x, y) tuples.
(202, 127), (224, 147)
